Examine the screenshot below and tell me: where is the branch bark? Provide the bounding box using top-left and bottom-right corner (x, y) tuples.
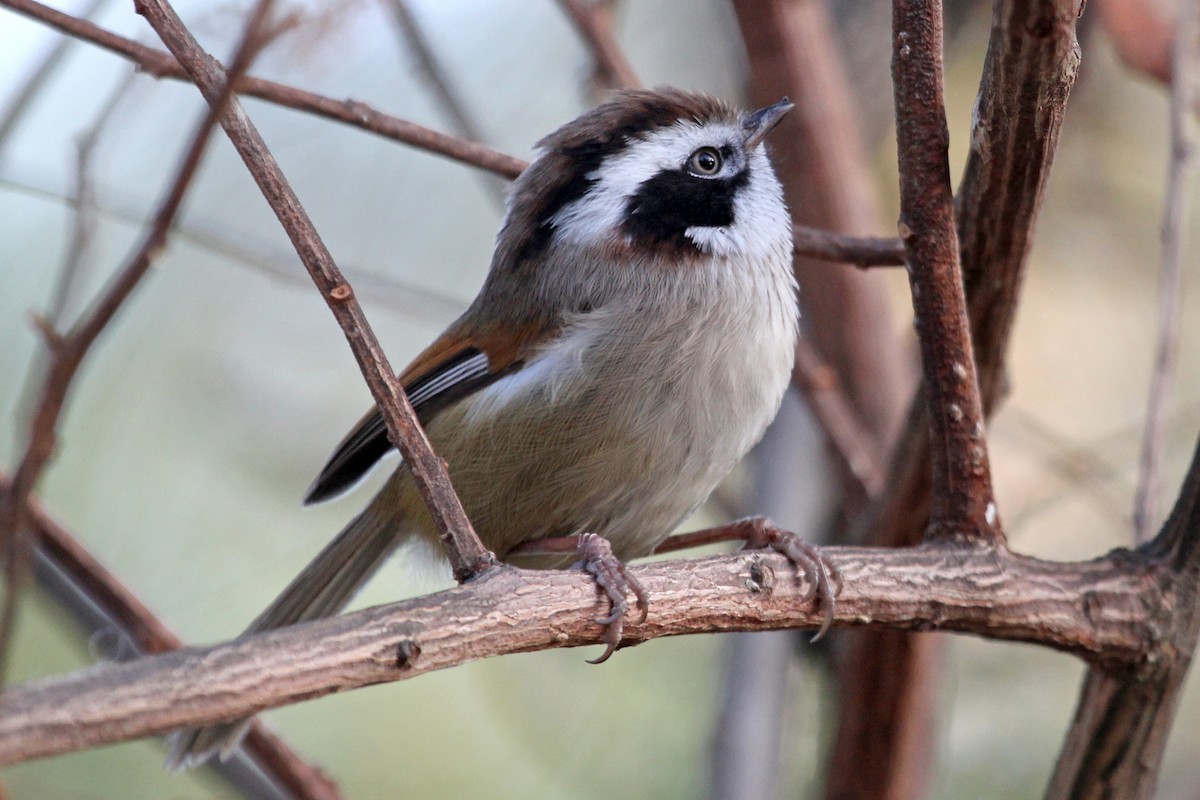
(1047, 435), (1200, 799)
(6, 475), (342, 800)
(0, 537), (1162, 767)
(131, 0), (495, 582)
(893, 0), (999, 545)
(828, 2), (1083, 798)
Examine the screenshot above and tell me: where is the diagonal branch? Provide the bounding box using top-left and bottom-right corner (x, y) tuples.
(131, 0), (494, 582)
(557, 0), (640, 90)
(1047, 429), (1200, 799)
(0, 0), (278, 681)
(0, 0), (527, 179)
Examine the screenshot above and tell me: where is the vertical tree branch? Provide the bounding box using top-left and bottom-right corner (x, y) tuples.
(1134, 0), (1199, 542)
(828, 3), (1081, 798)
(892, 0), (999, 545)
(130, 0), (495, 583)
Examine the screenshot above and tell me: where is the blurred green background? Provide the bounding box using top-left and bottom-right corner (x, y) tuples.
(2, 1), (1199, 798)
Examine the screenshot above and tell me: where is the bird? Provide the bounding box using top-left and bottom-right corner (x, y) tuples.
(167, 87), (837, 769)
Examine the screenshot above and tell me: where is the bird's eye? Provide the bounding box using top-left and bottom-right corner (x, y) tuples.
(687, 146), (723, 177)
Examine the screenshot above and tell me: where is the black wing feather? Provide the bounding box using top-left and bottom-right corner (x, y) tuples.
(303, 348), (506, 505)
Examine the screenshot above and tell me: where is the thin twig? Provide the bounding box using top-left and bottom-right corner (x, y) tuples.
(381, 0), (507, 204)
(557, 0), (640, 90)
(792, 339), (884, 502)
(793, 224), (905, 267)
(13, 69), (139, 449)
(132, 0), (495, 581)
(0, 0), (278, 682)
(891, 0), (999, 544)
(1133, 0), (1199, 543)
(0, 0), (528, 179)
(0, 0), (114, 153)
(0, 170), (466, 324)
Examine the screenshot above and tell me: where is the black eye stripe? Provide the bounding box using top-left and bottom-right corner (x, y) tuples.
(622, 167), (750, 250)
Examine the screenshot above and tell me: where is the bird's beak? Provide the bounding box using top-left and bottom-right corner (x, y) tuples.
(741, 97), (794, 151)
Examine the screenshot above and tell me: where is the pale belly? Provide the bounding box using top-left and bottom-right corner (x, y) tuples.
(389, 291), (796, 566)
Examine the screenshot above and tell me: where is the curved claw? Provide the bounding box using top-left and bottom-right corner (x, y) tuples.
(740, 517), (841, 642)
(578, 533), (648, 663)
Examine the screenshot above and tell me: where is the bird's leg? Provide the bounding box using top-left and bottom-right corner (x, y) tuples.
(653, 517), (842, 641)
(508, 532), (648, 664)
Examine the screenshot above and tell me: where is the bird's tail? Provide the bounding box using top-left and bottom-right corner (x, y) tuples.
(165, 500), (401, 770)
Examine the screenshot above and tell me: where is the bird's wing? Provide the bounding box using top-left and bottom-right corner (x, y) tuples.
(303, 322), (536, 505)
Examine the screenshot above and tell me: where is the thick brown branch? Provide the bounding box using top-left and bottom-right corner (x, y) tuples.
(830, 3), (1082, 798)
(3, 475), (342, 800)
(0, 540), (1160, 767)
(0, 0), (527, 179)
(892, 0), (999, 545)
(131, 0), (494, 582)
(1047, 434), (1200, 799)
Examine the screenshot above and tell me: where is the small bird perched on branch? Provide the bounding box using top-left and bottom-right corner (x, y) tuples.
(169, 87), (837, 768)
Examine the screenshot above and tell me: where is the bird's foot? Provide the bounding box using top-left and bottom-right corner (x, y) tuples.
(738, 517), (841, 641)
(574, 533), (649, 664)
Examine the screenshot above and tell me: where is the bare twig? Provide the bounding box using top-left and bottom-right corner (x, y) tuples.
(792, 225), (905, 267)
(381, 0), (507, 204)
(0, 170), (466, 325)
(892, 0), (999, 544)
(0, 0), (527, 180)
(557, 0), (640, 90)
(0, 534), (1164, 766)
(0, 0), (277, 682)
(0, 475), (343, 800)
(792, 339), (884, 503)
(131, 0), (494, 581)
(0, 0), (113, 153)
(1133, 0), (1199, 543)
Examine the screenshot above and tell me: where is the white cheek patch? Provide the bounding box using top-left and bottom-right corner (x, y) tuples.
(687, 149), (791, 260)
(548, 121), (745, 247)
